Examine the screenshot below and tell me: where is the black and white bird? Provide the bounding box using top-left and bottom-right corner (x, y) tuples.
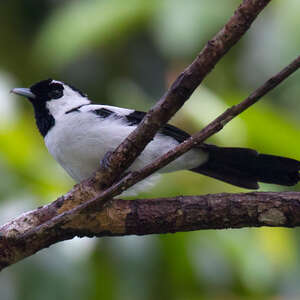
(11, 79), (300, 192)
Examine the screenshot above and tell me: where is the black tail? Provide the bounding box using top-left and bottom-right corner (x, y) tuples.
(192, 144), (300, 189)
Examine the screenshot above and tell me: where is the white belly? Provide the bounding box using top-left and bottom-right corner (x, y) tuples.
(45, 112), (208, 183)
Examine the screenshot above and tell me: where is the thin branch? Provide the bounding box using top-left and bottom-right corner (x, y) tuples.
(1, 192), (300, 270)
(93, 0), (272, 190)
(120, 54), (300, 186)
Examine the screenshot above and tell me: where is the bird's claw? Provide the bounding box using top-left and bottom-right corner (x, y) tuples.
(100, 151), (113, 170)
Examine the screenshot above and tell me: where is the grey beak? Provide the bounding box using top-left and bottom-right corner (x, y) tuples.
(11, 88), (36, 99)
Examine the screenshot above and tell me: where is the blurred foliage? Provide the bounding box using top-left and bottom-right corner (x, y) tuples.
(1, 0), (300, 299)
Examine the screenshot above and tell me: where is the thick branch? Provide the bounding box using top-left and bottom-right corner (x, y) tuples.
(1, 192), (300, 270)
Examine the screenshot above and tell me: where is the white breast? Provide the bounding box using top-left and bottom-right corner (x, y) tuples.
(44, 110), (208, 184)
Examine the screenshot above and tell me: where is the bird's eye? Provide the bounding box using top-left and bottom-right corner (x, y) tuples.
(49, 89), (63, 99)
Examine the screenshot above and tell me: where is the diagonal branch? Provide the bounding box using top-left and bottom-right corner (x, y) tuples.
(1, 191), (300, 270)
(93, 0), (273, 191)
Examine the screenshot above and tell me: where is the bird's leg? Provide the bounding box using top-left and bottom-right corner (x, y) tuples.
(100, 151), (114, 170)
(100, 150), (131, 181)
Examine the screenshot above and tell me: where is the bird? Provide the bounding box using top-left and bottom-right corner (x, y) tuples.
(11, 78), (300, 193)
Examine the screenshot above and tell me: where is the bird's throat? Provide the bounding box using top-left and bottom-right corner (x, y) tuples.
(32, 102), (55, 137)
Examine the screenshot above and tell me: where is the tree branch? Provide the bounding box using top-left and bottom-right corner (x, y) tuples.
(1, 192), (300, 270)
(93, 0), (272, 191)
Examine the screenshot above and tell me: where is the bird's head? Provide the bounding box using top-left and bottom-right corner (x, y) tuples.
(11, 79), (90, 119)
(11, 79), (91, 136)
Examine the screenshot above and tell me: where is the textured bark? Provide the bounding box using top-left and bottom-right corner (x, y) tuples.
(1, 192), (300, 270)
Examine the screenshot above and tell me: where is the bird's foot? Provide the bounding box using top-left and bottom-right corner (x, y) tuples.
(100, 151), (113, 170)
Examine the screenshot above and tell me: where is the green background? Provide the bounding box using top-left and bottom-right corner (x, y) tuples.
(1, 0), (300, 299)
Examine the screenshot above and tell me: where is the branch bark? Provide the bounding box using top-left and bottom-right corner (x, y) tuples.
(1, 192), (300, 270)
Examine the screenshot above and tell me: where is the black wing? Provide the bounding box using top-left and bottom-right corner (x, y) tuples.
(125, 110), (190, 143)
(92, 108), (191, 143)
(93, 107), (116, 118)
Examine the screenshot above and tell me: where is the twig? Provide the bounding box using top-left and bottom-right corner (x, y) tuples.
(1, 191), (300, 270)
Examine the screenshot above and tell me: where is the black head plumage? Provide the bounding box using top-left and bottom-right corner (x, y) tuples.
(28, 79), (64, 137)
(30, 78), (64, 102)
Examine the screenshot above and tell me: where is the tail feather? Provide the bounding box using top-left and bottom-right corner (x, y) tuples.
(192, 144), (300, 189)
